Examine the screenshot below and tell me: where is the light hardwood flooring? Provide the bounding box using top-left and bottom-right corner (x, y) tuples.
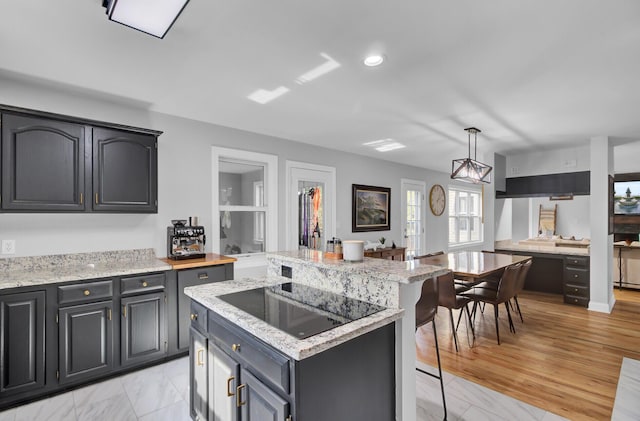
(415, 288), (640, 421)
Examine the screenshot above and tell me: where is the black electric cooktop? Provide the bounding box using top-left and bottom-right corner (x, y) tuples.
(217, 282), (384, 339)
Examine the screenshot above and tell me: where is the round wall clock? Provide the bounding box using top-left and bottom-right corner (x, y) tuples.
(429, 184), (446, 216)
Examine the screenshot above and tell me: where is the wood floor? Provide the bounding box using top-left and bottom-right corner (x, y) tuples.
(415, 288), (640, 421)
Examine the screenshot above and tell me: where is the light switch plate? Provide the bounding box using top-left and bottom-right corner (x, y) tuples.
(1, 240), (15, 255)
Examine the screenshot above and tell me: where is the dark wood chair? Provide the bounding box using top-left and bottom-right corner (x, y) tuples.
(512, 259), (532, 323)
(462, 263), (522, 344)
(436, 271), (475, 352)
(415, 276), (447, 420)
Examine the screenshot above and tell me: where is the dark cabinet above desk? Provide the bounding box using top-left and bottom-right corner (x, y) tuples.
(496, 171), (590, 199)
(0, 105), (161, 213)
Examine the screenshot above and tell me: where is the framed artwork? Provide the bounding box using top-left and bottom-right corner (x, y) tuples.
(352, 184), (391, 232)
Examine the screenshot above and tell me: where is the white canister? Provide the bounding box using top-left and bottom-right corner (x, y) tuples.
(342, 240), (364, 262)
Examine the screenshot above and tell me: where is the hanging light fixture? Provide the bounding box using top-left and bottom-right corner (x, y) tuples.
(102, 0), (190, 39)
(451, 127), (492, 184)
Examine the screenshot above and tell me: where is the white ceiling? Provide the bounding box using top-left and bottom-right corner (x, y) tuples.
(2, 0), (640, 173)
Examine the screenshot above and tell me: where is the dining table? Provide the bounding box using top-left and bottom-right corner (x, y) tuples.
(415, 250), (532, 280)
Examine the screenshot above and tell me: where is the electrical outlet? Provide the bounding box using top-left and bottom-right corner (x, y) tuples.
(2, 240), (16, 255)
(281, 265), (293, 279)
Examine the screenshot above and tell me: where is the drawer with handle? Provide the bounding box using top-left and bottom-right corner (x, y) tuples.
(58, 279), (114, 305)
(563, 268), (589, 286)
(189, 300), (207, 333)
(209, 312), (290, 395)
(563, 284), (589, 298)
(120, 273), (165, 296)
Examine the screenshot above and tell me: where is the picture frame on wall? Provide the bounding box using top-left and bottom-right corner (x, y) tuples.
(352, 184), (391, 232)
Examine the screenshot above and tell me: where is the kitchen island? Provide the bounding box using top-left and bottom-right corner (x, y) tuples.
(186, 250), (449, 421)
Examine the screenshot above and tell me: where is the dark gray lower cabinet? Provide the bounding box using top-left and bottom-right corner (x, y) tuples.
(191, 307), (395, 421)
(177, 264), (234, 351)
(240, 367), (288, 421)
(190, 326), (209, 421)
(121, 292), (167, 366)
(58, 301), (114, 384)
(0, 291), (46, 396)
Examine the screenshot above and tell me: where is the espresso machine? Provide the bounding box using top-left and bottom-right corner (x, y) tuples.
(167, 219), (206, 260)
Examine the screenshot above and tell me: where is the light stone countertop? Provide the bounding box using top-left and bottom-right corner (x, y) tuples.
(494, 240), (590, 257)
(269, 249), (450, 284)
(185, 277), (404, 360)
(0, 249), (172, 290)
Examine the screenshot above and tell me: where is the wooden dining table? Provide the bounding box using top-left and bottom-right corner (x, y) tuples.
(416, 251), (532, 280)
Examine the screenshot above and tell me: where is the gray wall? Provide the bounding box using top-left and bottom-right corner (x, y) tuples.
(0, 74), (486, 258)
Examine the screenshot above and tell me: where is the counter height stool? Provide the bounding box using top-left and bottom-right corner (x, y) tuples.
(415, 276), (447, 420)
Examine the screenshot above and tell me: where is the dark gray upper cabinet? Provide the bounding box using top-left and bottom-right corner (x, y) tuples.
(496, 171), (590, 199)
(1, 113), (87, 211)
(92, 128), (157, 213)
(0, 105), (161, 213)
(0, 291), (46, 397)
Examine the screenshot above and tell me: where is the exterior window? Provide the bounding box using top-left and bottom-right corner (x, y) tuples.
(212, 147), (277, 268)
(448, 187), (482, 246)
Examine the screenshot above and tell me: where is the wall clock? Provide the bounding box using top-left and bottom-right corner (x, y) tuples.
(429, 184), (446, 216)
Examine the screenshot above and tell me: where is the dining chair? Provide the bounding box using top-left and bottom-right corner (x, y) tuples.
(437, 271), (475, 352)
(512, 259), (532, 323)
(415, 252), (471, 294)
(415, 276), (447, 420)
(462, 263), (521, 345)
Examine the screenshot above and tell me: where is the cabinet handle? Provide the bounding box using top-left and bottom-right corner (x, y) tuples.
(574, 288), (578, 293)
(83, 289), (91, 296)
(123, 305), (127, 318)
(226, 376), (235, 397)
(95, 193), (98, 204)
(236, 384), (246, 407)
(198, 273), (209, 280)
(80, 193), (83, 204)
(197, 348), (205, 366)
(108, 308), (112, 320)
(232, 343), (240, 352)
(190, 313), (198, 321)
(574, 274), (578, 278)
(142, 281), (148, 287)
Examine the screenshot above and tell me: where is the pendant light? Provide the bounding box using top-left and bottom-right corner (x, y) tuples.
(102, 0), (190, 39)
(451, 127), (492, 184)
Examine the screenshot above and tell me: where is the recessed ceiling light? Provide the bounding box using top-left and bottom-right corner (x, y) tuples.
(363, 54), (385, 67)
(363, 138), (405, 152)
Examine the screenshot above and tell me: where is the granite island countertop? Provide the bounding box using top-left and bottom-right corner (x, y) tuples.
(185, 277), (404, 360)
(269, 249), (450, 284)
(0, 249), (172, 290)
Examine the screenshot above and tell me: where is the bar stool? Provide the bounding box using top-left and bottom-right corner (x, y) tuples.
(415, 276), (447, 420)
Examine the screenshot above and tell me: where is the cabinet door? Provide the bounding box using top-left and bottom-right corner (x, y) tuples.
(190, 326), (208, 421)
(178, 265), (231, 350)
(0, 291), (46, 396)
(58, 301), (114, 384)
(208, 343), (239, 421)
(1, 113), (86, 211)
(92, 127), (157, 213)
(239, 368), (289, 421)
(121, 292), (166, 366)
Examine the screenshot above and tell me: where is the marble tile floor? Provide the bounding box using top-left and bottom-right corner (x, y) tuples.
(416, 361), (569, 421)
(0, 357), (569, 421)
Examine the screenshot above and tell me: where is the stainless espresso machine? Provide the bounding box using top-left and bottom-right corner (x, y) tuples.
(167, 219), (206, 260)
